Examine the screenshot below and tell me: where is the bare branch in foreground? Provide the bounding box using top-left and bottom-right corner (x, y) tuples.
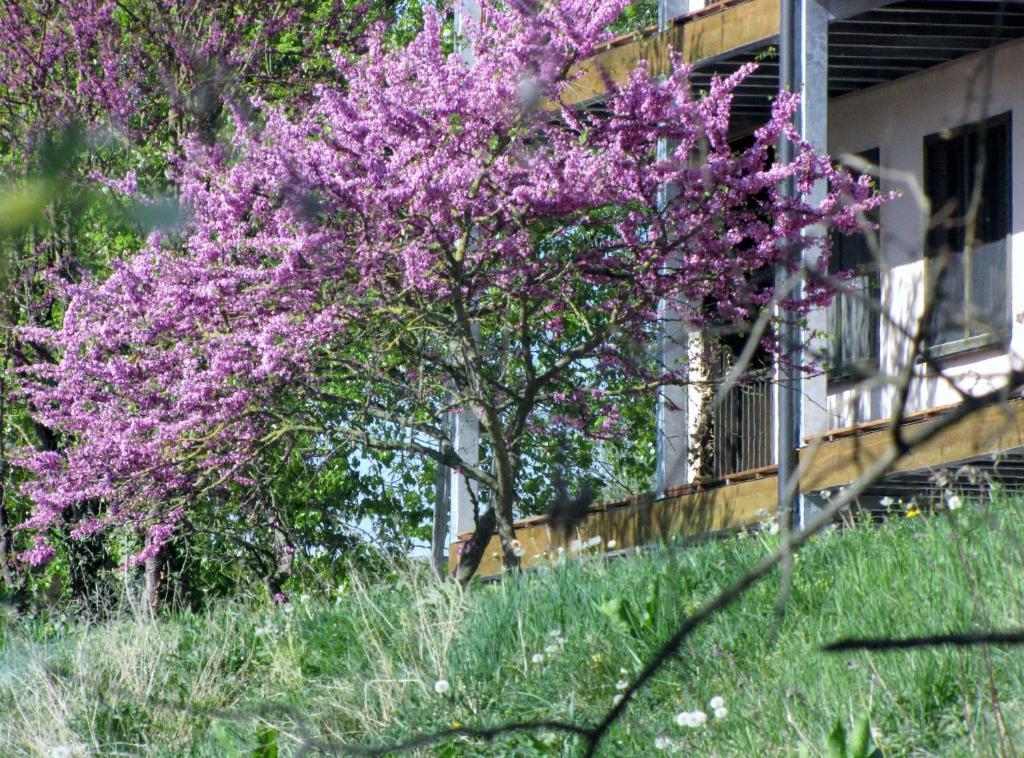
(822, 631), (1024, 653)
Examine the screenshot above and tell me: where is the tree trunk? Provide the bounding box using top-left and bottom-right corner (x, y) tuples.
(265, 529), (295, 604)
(431, 454), (451, 580)
(493, 488), (520, 572)
(453, 506), (496, 586)
(144, 551), (164, 614)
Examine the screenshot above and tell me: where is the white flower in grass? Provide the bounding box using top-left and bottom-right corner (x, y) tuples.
(606, 539), (617, 549)
(544, 643), (560, 654)
(585, 535), (602, 549)
(654, 734), (672, 750)
(946, 494), (963, 511)
(766, 521), (780, 535)
(511, 539), (526, 557)
(612, 694), (625, 706)
(714, 706), (728, 720)
(615, 679), (629, 691)
(709, 695), (724, 710)
(531, 653), (544, 665)
(434, 679), (451, 695)
(568, 539), (583, 553)
(675, 710), (707, 728)
(879, 496), (894, 507)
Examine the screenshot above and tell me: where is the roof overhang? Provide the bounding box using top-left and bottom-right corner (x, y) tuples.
(559, 0), (1024, 135)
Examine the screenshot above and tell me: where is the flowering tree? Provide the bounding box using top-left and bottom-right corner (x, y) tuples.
(15, 0), (877, 587)
(0, 0), (416, 606)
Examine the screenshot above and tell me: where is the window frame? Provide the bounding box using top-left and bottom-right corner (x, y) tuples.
(827, 147), (882, 384)
(922, 112), (1013, 357)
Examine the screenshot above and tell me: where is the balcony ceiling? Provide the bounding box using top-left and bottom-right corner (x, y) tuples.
(684, 0), (1024, 134)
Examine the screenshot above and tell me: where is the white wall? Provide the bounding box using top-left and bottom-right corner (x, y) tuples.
(824, 38), (1024, 429)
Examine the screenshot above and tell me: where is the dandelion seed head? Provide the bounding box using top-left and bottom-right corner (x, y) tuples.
(676, 710), (707, 728)
(434, 679), (450, 695)
(709, 695), (724, 709)
(714, 706), (728, 719)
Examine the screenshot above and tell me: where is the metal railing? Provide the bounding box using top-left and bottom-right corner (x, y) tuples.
(709, 363), (774, 479)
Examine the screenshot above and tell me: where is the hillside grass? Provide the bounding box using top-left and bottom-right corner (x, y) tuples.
(3, 498), (1024, 756)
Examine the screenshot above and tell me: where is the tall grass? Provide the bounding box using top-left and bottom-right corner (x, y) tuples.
(2, 497), (1024, 755)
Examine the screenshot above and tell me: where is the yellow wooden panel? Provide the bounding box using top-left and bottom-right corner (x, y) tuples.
(452, 474), (777, 578)
(452, 398), (1024, 579)
(556, 0), (780, 107)
(683, 0), (780, 64)
(559, 26), (683, 107)
(800, 398), (1024, 493)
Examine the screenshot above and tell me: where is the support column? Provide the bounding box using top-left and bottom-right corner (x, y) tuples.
(778, 0), (830, 529)
(446, 0), (483, 546)
(656, 300), (690, 494)
(799, 0), (831, 440)
(450, 408), (480, 538)
(798, 0), (830, 527)
(455, 0), (481, 63)
(654, 123), (691, 494)
(659, 0), (703, 27)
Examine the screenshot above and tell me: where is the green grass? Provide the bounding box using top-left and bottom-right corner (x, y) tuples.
(3, 499), (1024, 755)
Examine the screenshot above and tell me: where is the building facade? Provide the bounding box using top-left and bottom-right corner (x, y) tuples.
(450, 0), (1024, 568)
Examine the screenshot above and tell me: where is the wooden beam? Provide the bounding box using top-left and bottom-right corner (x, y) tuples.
(800, 397), (1024, 494)
(682, 0), (780, 64)
(452, 472), (777, 577)
(450, 397), (1024, 579)
(559, 26), (683, 106)
(556, 0), (779, 107)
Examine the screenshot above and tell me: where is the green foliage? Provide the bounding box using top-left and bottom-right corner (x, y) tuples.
(608, 0), (660, 35)
(804, 712), (883, 758)
(597, 570), (661, 638)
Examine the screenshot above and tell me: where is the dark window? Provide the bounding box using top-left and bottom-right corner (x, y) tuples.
(828, 148), (881, 381)
(924, 113), (1011, 348)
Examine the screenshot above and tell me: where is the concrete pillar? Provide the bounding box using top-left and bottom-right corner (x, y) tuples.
(796, 0), (831, 525)
(449, 407), (480, 537)
(655, 132), (692, 495)
(659, 0), (703, 27)
(656, 299), (690, 494)
(455, 0), (481, 64)
(448, 2), (481, 543)
(797, 0), (831, 438)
